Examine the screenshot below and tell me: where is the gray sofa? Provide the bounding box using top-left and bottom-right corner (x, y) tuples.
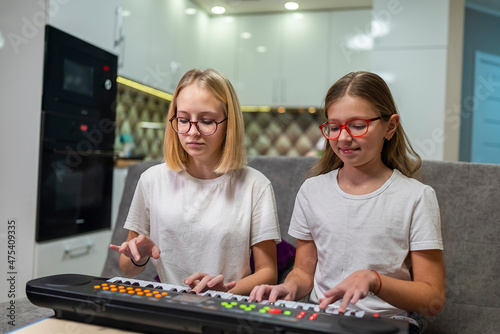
(5, 156), (496, 334)
(101, 156), (500, 334)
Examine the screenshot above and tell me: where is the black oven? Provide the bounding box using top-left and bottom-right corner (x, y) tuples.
(42, 25), (117, 120)
(36, 26), (117, 242)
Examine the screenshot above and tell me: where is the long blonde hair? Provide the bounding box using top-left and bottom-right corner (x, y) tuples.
(310, 71), (421, 178)
(164, 69), (246, 173)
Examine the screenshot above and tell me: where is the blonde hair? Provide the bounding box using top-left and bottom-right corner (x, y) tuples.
(164, 69), (246, 173)
(310, 71), (422, 178)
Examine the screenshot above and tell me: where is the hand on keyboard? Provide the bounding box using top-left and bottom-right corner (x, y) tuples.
(184, 272), (236, 294)
(318, 269), (379, 313)
(248, 283), (296, 303)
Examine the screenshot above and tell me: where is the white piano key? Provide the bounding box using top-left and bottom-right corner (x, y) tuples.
(274, 300), (287, 307)
(219, 292), (233, 299)
(284, 301), (298, 309)
(301, 303), (316, 311)
(355, 310), (365, 318)
(325, 305), (339, 314)
(230, 295), (248, 301)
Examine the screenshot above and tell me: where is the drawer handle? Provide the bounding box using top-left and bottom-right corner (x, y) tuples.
(64, 242), (94, 258)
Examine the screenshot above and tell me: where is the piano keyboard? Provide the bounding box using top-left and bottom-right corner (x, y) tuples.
(106, 276), (364, 317)
(27, 273), (409, 334)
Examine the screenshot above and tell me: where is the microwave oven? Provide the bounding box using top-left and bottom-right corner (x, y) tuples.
(42, 25), (118, 120)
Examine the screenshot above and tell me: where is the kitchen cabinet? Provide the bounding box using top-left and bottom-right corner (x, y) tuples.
(207, 16), (239, 83)
(235, 12), (329, 107)
(235, 10), (371, 107)
(119, 2), (371, 107)
(236, 14), (283, 106)
(34, 230), (112, 278)
(121, 0), (211, 92)
(329, 9), (372, 85)
(281, 11), (329, 107)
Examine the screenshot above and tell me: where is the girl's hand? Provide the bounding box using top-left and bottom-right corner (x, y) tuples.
(319, 270), (380, 312)
(248, 283), (296, 303)
(109, 234), (161, 263)
(184, 272), (236, 294)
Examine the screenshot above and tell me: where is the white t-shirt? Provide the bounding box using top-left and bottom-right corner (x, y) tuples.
(124, 163), (281, 285)
(288, 169), (443, 317)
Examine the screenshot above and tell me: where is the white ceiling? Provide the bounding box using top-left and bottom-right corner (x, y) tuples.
(192, 0), (500, 15)
(192, 0), (372, 15)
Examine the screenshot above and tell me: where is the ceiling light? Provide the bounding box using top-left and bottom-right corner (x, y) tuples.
(185, 8), (197, 15)
(284, 2), (299, 10)
(0, 31), (4, 49)
(211, 6), (226, 14)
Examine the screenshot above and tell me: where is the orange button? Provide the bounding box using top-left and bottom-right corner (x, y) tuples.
(94, 285), (101, 289)
(146, 293), (153, 297)
(155, 294), (162, 298)
(161, 292), (169, 296)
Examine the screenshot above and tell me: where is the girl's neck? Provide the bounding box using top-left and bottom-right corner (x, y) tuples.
(337, 162), (393, 195)
(186, 158), (220, 180)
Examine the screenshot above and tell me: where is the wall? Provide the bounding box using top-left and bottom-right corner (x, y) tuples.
(459, 5), (500, 161)
(0, 0), (45, 303)
(371, 0), (464, 161)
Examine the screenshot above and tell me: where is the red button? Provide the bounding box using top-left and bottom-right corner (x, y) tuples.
(267, 308), (283, 314)
(373, 313), (380, 318)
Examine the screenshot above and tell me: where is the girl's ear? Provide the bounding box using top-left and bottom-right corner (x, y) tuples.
(385, 114), (400, 140)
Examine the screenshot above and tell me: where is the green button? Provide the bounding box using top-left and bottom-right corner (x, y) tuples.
(284, 311), (291, 315)
(248, 304), (257, 309)
(230, 302), (238, 306)
(263, 306), (270, 311)
(221, 302), (229, 306)
(259, 309), (267, 313)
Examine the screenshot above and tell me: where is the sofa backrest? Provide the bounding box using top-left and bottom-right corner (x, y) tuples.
(417, 160), (500, 334)
(102, 157), (500, 334)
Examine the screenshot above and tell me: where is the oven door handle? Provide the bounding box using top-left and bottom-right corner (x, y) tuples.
(51, 149), (116, 157)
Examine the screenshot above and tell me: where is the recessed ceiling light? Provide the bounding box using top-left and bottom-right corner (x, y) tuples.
(211, 6), (226, 14)
(284, 2), (299, 10)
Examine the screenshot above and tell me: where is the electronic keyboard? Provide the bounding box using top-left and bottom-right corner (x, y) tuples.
(26, 274), (408, 334)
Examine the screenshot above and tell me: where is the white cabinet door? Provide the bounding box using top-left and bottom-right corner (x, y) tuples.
(35, 230), (112, 278)
(235, 14), (282, 106)
(329, 9), (372, 85)
(206, 16), (239, 82)
(282, 11), (329, 107)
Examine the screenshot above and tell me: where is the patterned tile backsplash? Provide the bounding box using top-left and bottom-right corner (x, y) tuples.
(115, 81), (327, 160)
